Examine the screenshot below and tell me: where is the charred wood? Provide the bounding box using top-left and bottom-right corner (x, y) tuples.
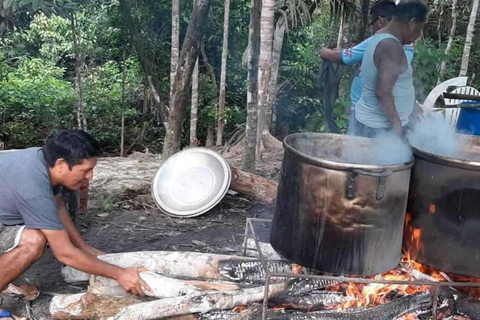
(268, 291), (348, 311)
(218, 260), (301, 283)
(286, 278), (338, 296)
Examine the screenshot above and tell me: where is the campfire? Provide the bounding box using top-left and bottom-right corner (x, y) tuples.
(48, 217), (480, 320)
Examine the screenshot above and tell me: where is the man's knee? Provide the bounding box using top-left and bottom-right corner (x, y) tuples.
(18, 229), (47, 260)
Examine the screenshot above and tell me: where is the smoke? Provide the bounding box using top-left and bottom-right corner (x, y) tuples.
(406, 113), (460, 158)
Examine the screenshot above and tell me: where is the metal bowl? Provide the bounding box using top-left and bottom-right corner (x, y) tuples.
(152, 148), (231, 218)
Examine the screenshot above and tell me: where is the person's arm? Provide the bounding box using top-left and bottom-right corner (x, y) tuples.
(375, 39), (407, 135)
(319, 48), (343, 63)
(42, 229), (151, 296)
(56, 194), (103, 257)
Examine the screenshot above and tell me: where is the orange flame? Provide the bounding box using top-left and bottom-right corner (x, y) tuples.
(334, 269), (430, 311)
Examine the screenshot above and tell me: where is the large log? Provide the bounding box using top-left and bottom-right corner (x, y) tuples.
(229, 167), (278, 205)
(50, 283), (289, 320)
(63, 251), (256, 283)
(89, 271), (239, 298)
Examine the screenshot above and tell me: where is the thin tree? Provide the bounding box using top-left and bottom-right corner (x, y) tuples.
(70, 13), (87, 131)
(216, 0), (231, 146)
(266, 15), (286, 127)
(171, 0), (180, 95)
(255, 0), (275, 161)
(243, 0), (261, 171)
(190, 57), (199, 147)
(438, 0), (458, 83)
(120, 50), (127, 157)
(459, 0), (479, 77)
(164, 0), (211, 158)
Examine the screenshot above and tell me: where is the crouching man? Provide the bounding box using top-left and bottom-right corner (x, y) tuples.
(0, 130), (150, 319)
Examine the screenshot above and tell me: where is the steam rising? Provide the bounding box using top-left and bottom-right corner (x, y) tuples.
(407, 113), (460, 158)
(341, 132), (412, 165)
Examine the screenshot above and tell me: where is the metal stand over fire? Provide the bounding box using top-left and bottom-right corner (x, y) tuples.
(241, 217), (480, 320)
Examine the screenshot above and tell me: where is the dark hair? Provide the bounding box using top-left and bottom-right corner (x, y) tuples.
(42, 129), (101, 168)
(394, 0), (429, 23)
(370, 1), (397, 21)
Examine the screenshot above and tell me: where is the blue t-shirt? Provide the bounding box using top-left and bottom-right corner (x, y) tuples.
(341, 38), (415, 110)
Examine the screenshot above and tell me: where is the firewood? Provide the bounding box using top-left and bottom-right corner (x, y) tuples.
(268, 291), (348, 312)
(229, 167), (278, 205)
(50, 283), (289, 320)
(208, 292), (431, 320)
(218, 260), (301, 283)
(88, 271), (240, 298)
(50, 293), (141, 319)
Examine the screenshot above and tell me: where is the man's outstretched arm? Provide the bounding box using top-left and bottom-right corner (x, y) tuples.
(42, 229), (151, 296)
(56, 194), (103, 257)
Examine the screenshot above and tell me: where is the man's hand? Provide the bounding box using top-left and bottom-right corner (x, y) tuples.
(83, 245), (105, 257)
(117, 267), (152, 297)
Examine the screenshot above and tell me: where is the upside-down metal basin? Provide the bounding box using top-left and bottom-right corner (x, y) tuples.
(270, 133), (414, 276)
(152, 148), (231, 218)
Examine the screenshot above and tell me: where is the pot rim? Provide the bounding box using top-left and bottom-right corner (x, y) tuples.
(412, 136), (480, 170)
(284, 132), (414, 172)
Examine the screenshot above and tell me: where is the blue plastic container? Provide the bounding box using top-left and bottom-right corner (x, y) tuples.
(456, 101), (480, 136)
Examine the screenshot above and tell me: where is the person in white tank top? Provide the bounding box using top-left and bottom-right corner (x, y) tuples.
(354, 0), (428, 138)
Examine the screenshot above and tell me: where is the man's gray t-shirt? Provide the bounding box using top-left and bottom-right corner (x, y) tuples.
(0, 147), (64, 229)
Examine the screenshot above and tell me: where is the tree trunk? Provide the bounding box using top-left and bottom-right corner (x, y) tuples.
(336, 11), (344, 48)
(216, 0), (231, 146)
(243, 0), (261, 172)
(120, 50), (126, 157)
(230, 167), (278, 205)
(356, 0), (370, 43)
(255, 0), (275, 162)
(438, 0), (458, 83)
(171, 0), (180, 95)
(70, 14), (86, 131)
(459, 0), (479, 77)
(163, 0), (211, 159)
(190, 58), (199, 147)
(266, 16), (286, 129)
(119, 0), (169, 126)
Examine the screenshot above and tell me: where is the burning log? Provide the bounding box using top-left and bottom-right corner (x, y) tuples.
(200, 293), (431, 320)
(229, 167), (278, 205)
(50, 283), (289, 320)
(268, 291), (349, 311)
(89, 271), (240, 298)
(454, 299), (480, 319)
(286, 278), (338, 296)
(218, 260), (301, 283)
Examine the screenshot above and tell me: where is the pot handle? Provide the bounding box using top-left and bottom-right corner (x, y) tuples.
(353, 169), (393, 178)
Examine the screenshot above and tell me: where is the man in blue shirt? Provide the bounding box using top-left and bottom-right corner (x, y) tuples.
(320, 1), (414, 135)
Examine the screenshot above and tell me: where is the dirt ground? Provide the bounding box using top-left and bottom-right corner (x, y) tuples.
(1, 150), (282, 319)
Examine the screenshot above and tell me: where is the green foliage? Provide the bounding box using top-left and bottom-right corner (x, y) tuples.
(0, 57), (76, 147)
(412, 41), (450, 101)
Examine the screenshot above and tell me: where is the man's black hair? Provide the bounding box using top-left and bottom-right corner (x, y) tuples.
(370, 1), (397, 21)
(395, 0), (429, 23)
(43, 129), (101, 168)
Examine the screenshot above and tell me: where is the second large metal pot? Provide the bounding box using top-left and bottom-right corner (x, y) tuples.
(270, 133), (414, 276)
(404, 134), (480, 276)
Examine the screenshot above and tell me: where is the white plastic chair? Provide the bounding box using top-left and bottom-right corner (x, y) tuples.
(443, 86), (480, 126)
(418, 77), (468, 112)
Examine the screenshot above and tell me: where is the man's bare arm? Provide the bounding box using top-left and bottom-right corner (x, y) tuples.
(56, 194), (87, 249)
(319, 48), (343, 64)
(375, 39), (407, 134)
(42, 229), (150, 296)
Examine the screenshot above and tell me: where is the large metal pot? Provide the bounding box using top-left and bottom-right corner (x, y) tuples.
(270, 133), (414, 276)
(404, 134), (480, 276)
